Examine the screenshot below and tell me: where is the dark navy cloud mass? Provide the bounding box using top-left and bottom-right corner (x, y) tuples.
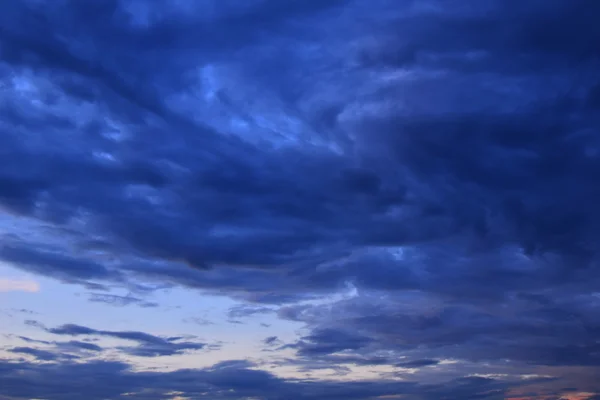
(1, 0), (600, 399)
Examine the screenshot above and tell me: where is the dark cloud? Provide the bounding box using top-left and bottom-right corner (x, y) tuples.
(15, 336), (51, 345)
(9, 336), (103, 355)
(291, 328), (374, 357)
(0, 243), (122, 286)
(8, 346), (78, 362)
(0, 357), (539, 400)
(42, 323), (207, 357)
(58, 340), (103, 352)
(1, 0), (600, 398)
(7, 337), (104, 362)
(263, 336), (280, 346)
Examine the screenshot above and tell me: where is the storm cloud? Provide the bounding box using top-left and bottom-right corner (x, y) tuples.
(1, 0), (600, 398)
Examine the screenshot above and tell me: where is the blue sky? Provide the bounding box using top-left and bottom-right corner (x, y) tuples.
(1, 0), (600, 399)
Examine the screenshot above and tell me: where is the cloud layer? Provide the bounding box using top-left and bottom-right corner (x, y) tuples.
(1, 0), (600, 398)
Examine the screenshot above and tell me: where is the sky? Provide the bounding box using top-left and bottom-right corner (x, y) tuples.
(0, 0), (599, 399)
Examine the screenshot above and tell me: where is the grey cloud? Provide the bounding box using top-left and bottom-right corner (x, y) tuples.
(279, 289), (600, 374)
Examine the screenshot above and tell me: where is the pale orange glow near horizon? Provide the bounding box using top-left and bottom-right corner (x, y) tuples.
(509, 393), (598, 400)
(0, 278), (40, 293)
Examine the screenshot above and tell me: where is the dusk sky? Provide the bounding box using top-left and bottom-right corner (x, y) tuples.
(1, 1), (600, 399)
